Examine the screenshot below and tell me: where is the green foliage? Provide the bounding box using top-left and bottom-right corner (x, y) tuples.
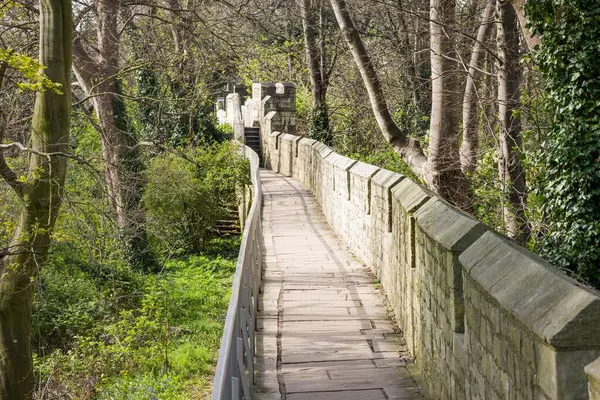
(34, 237), (239, 399)
(135, 68), (227, 146)
(33, 252), (143, 353)
(136, 68), (160, 133)
(52, 111), (122, 263)
(0, 48), (62, 92)
(308, 103), (332, 145)
(0, 188), (18, 248)
(519, 82), (553, 247)
(525, 0), (600, 287)
(469, 148), (504, 231)
(237, 39), (306, 88)
(330, 101), (384, 156)
(27, 114), (249, 396)
(0, 1), (16, 18)
(144, 142), (250, 255)
(295, 86), (312, 135)
(392, 102), (429, 139)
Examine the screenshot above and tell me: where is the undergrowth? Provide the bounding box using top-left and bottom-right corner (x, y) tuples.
(33, 237), (240, 399)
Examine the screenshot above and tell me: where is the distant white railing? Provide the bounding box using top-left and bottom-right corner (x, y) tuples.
(211, 145), (262, 400)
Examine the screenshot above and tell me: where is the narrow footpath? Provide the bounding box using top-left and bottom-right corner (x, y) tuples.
(255, 170), (424, 400)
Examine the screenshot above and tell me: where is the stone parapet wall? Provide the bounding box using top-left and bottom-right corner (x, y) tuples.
(250, 82), (600, 400)
(587, 358), (600, 400)
(224, 93), (244, 139)
(254, 82), (296, 135)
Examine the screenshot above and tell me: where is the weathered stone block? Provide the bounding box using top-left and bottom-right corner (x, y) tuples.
(414, 198), (487, 253)
(586, 357), (600, 400)
(278, 133), (299, 177)
(461, 232), (600, 349)
(536, 343), (600, 400)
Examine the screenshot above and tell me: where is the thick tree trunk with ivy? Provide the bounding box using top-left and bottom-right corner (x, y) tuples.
(0, 1), (71, 398)
(496, 0), (529, 242)
(73, 1), (154, 270)
(300, 0), (332, 144)
(428, 0), (471, 210)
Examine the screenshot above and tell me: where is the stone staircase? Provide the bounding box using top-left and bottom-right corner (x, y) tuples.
(244, 127), (262, 164)
(214, 205), (241, 237)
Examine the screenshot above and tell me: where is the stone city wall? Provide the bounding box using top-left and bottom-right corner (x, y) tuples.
(249, 82), (600, 400)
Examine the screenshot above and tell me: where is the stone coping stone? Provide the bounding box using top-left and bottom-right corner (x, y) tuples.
(349, 161), (380, 179)
(279, 133), (299, 143)
(265, 110), (277, 121)
(313, 142), (333, 159)
(298, 137), (317, 147)
(413, 197), (487, 253)
(586, 357), (600, 382)
(276, 82), (296, 93)
(460, 231), (600, 349)
(253, 81), (296, 92)
(261, 95), (272, 106)
(326, 152), (357, 171)
(370, 168), (405, 191)
(391, 178), (434, 214)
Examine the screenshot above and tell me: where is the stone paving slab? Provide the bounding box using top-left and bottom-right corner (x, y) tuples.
(255, 170), (423, 400)
(287, 389), (386, 400)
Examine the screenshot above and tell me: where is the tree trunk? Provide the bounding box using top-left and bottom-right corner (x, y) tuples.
(301, 0), (333, 144)
(460, 0), (495, 173)
(510, 0), (540, 50)
(94, 82), (152, 268)
(166, 0), (183, 53)
(391, 0), (424, 114)
(73, 1), (154, 270)
(428, 0), (471, 210)
(330, 0), (472, 210)
(0, 1), (72, 398)
(318, 2), (329, 98)
(329, 0), (428, 176)
(300, 0), (326, 109)
(415, 0), (432, 114)
(497, 0), (530, 242)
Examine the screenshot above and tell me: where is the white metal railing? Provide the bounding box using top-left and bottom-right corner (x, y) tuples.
(212, 145), (262, 400)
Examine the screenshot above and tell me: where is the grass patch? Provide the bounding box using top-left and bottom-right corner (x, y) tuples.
(34, 237), (240, 399)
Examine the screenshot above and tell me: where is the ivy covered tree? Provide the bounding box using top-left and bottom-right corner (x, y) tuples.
(299, 0), (334, 145)
(526, 0), (600, 286)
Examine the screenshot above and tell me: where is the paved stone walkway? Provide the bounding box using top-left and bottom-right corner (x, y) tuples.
(256, 170), (423, 400)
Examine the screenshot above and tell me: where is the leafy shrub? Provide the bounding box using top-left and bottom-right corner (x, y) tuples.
(392, 102), (429, 139)
(136, 68), (227, 146)
(33, 251), (144, 353)
(34, 238), (239, 399)
(308, 103), (333, 145)
(144, 142), (250, 255)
